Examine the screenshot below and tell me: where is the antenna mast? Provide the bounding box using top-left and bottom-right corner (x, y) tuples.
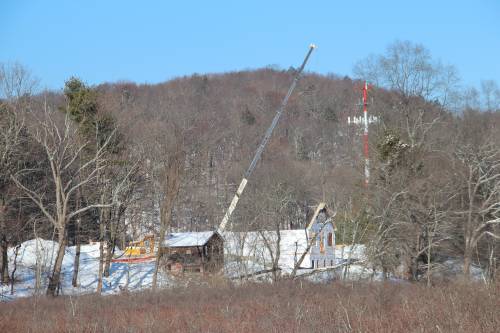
(362, 81), (370, 186)
(347, 81), (376, 186)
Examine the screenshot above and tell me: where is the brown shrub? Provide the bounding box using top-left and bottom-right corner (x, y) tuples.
(0, 281), (498, 332)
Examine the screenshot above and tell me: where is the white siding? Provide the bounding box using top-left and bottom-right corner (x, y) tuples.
(309, 222), (335, 268)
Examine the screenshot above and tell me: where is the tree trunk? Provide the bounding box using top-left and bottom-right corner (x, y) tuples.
(463, 243), (472, 278)
(10, 244), (20, 295)
(409, 231), (421, 281)
(104, 209), (117, 277)
(271, 224), (282, 283)
(72, 218), (81, 287)
(487, 243), (495, 284)
(97, 220), (105, 294)
(0, 203), (9, 284)
(72, 189), (82, 287)
(47, 229), (67, 296)
(410, 255), (419, 281)
(152, 207), (171, 290)
(152, 151), (184, 290)
(104, 237), (114, 277)
(290, 228), (320, 279)
(427, 233), (432, 287)
(34, 238), (42, 293)
(343, 219), (359, 280)
(0, 234), (9, 284)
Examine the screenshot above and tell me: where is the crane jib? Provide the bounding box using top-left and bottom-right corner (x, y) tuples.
(218, 44), (316, 233)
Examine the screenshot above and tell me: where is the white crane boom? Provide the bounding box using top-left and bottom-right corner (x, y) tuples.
(217, 44), (316, 233)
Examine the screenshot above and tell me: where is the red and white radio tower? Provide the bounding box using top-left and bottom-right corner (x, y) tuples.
(362, 81), (370, 186)
(347, 81), (376, 186)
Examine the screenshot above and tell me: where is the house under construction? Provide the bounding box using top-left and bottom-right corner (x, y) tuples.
(307, 202), (336, 268)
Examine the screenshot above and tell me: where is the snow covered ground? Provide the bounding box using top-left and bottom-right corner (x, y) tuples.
(2, 235), (370, 300)
(223, 230), (311, 276)
(223, 231), (372, 282)
(0, 238), (171, 301)
(1, 236), (486, 301)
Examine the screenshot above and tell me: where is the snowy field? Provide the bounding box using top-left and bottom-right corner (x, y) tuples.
(1, 236), (485, 301)
(1, 235), (368, 300)
(0, 239), (171, 301)
(223, 230), (370, 281)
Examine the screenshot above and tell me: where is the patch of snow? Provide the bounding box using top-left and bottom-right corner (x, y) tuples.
(436, 259), (485, 281)
(223, 230), (310, 275)
(1, 238), (171, 300)
(163, 231), (217, 247)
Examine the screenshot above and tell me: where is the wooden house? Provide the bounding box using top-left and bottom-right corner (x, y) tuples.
(161, 231), (224, 274)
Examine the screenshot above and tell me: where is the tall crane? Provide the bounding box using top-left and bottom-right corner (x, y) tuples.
(217, 44), (316, 233)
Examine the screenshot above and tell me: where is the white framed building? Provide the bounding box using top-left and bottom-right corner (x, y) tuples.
(307, 203), (336, 268)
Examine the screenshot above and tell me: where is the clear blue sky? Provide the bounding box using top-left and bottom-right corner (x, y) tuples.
(1, 0), (499, 90)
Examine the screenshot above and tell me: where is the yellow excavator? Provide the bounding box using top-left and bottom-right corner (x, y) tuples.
(113, 234), (156, 263)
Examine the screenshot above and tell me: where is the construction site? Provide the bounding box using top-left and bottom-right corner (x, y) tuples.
(2, 2), (499, 330)
(110, 45), (365, 279)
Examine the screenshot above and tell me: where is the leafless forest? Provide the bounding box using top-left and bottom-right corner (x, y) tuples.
(0, 40), (499, 328)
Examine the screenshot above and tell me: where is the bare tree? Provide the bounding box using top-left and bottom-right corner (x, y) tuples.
(452, 143), (500, 277)
(367, 154), (454, 282)
(96, 155), (141, 293)
(242, 172), (309, 282)
(353, 40), (459, 106)
(257, 218), (282, 282)
(71, 188), (82, 287)
(335, 200), (371, 280)
(462, 87), (481, 110)
(480, 80), (499, 111)
(0, 62), (39, 100)
(0, 62), (37, 284)
(149, 124), (186, 290)
(353, 42), (464, 281)
(103, 158), (142, 277)
(0, 108), (24, 284)
(11, 105), (115, 296)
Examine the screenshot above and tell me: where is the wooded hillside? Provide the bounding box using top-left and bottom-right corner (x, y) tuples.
(1, 41), (499, 292)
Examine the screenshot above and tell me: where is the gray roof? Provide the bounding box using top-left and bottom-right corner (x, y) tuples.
(162, 231), (218, 248)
